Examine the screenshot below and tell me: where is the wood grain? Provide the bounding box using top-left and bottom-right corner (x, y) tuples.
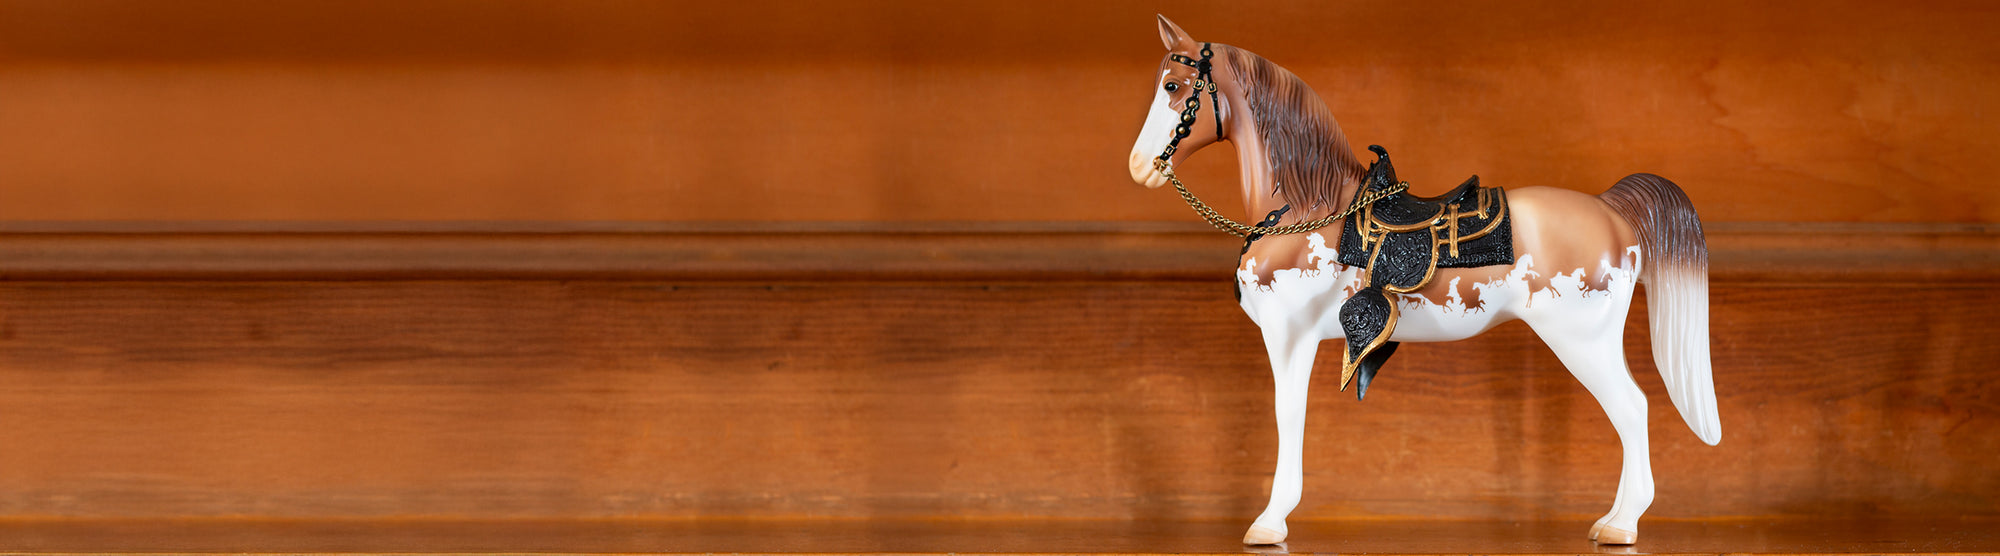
(1, 0), (1992, 533)
(0, 517), (1991, 554)
(0, 222), (1993, 284)
(0, 0), (1995, 222)
(0, 279), (1990, 520)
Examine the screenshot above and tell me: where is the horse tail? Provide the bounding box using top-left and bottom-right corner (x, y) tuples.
(1599, 173), (1720, 446)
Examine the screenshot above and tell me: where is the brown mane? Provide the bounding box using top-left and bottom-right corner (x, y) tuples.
(1222, 45), (1364, 213)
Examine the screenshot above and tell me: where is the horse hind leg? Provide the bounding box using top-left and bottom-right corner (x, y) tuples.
(1526, 315), (1653, 545)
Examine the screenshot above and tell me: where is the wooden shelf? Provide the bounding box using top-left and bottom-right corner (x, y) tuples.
(0, 222), (1989, 540)
(0, 518), (1991, 554)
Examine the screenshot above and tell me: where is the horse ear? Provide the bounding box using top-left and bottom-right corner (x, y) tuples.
(1156, 15), (1193, 50)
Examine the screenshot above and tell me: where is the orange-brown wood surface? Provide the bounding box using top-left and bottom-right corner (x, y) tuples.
(1, 222), (1990, 283)
(0, 278), (1990, 521)
(2, 1), (1996, 547)
(0, 517), (1994, 554)
(2, 0), (1996, 222)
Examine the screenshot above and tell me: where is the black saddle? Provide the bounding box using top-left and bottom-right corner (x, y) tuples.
(1332, 145), (1516, 399)
(1409, 175), (1482, 204)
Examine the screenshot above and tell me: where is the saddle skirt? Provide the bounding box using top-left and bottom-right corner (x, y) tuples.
(1332, 146), (1515, 399)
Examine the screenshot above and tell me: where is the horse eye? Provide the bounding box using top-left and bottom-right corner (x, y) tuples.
(1164, 82), (1180, 93)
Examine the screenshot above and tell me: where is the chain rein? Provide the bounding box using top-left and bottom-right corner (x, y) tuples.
(1154, 44), (1407, 239)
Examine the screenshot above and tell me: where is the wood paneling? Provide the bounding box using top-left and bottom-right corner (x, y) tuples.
(0, 222), (1244, 282)
(0, 517), (1992, 554)
(3, 0), (1995, 528)
(1, 1), (1995, 222)
(0, 222), (1993, 283)
(0, 276), (1991, 520)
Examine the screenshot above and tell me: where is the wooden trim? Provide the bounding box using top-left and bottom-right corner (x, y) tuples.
(0, 222), (1992, 284)
(1706, 222), (2000, 286)
(0, 517), (1990, 554)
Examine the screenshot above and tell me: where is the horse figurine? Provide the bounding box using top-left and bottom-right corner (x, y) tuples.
(1125, 16), (1719, 546)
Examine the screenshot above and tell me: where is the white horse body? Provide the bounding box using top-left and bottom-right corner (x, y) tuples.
(1235, 233), (1652, 543)
(1239, 236), (1645, 346)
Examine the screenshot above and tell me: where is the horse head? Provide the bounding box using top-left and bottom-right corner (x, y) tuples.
(1128, 15), (1232, 189)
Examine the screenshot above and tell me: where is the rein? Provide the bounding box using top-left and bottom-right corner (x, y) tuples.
(1154, 43), (1408, 239)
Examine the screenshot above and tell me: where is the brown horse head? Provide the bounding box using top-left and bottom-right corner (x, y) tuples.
(1128, 16), (1363, 215)
(1127, 15), (1230, 189)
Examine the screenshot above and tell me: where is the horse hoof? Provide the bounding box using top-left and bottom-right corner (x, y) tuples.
(1243, 525), (1287, 545)
(1594, 525), (1637, 545)
(1588, 522), (1605, 541)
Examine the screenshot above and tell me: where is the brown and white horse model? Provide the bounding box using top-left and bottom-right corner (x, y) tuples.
(1126, 16), (1719, 546)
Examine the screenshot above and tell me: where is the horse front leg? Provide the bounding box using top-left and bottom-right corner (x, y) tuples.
(1245, 326), (1320, 545)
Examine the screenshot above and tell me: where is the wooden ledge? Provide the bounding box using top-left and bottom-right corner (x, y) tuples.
(0, 517), (1990, 554)
(0, 221), (1992, 284)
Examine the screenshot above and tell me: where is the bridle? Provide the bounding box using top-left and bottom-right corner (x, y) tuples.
(1151, 43), (1407, 239)
(1162, 43), (1224, 152)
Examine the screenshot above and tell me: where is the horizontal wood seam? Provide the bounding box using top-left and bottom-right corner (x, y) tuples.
(0, 222), (1991, 283)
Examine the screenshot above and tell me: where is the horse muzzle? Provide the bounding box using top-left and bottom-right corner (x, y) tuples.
(1129, 152), (1169, 189)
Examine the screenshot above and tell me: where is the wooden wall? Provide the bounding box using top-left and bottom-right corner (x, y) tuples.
(0, 224), (1990, 521)
(2, 0), (1996, 221)
(0, 0), (1995, 523)
(0, 239), (1993, 520)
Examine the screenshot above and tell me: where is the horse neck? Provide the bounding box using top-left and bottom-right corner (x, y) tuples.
(1216, 53), (1363, 226)
(1224, 98), (1362, 226)
(1227, 118), (1286, 221)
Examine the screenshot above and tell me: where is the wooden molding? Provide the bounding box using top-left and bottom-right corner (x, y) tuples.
(0, 221), (1992, 284)
(0, 518), (1991, 554)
